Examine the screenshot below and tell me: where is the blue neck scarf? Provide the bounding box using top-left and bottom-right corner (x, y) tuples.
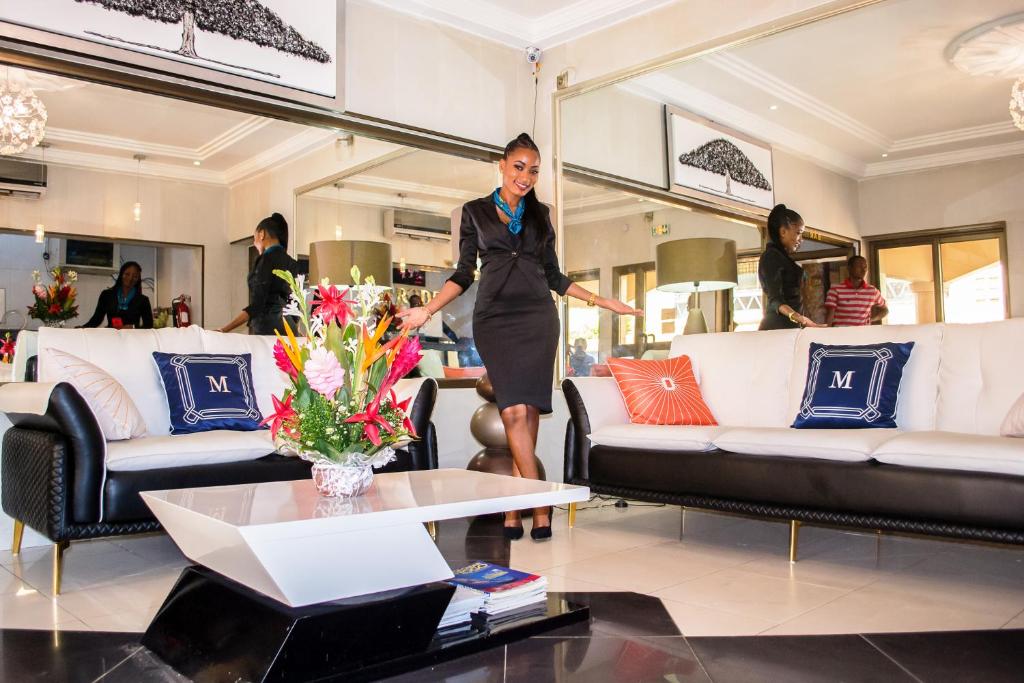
(116, 287), (137, 311)
(492, 189), (525, 236)
(263, 244), (284, 255)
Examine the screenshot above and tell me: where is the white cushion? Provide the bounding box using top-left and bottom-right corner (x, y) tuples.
(47, 349), (147, 441)
(589, 423), (726, 452)
(873, 431), (1024, 477)
(106, 429), (276, 471)
(713, 427), (899, 463)
(936, 319), (1024, 436)
(787, 324), (942, 432)
(38, 327), (206, 436)
(669, 329), (798, 428)
(1001, 392), (1024, 438)
(562, 377), (630, 430)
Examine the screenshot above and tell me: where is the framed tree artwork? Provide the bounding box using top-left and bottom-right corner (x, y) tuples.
(665, 105), (775, 213)
(0, 0), (341, 108)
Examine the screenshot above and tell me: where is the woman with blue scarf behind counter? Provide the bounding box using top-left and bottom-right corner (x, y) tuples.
(81, 260), (153, 329)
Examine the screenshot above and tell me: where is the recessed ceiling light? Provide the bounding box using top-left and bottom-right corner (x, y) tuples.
(769, 104), (778, 111)
(881, 153), (889, 158)
(193, 161), (201, 166)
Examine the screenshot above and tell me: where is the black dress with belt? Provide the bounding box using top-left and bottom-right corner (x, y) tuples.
(246, 244), (299, 335)
(757, 241), (805, 330)
(449, 196), (572, 414)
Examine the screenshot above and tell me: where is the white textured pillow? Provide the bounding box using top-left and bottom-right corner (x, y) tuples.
(1001, 392), (1024, 437)
(48, 349), (148, 441)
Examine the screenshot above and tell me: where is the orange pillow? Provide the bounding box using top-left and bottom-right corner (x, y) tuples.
(606, 356), (717, 426)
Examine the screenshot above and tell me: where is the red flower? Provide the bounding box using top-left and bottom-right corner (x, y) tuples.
(261, 394), (297, 440)
(273, 340), (298, 379)
(311, 284), (355, 327)
(380, 335), (423, 397)
(48, 303), (61, 315)
(58, 286), (71, 301)
(0, 335), (15, 358)
(389, 389), (417, 437)
(345, 400), (395, 447)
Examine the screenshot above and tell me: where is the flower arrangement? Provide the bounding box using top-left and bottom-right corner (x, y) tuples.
(27, 267), (78, 324)
(263, 266), (422, 491)
(0, 332), (14, 363)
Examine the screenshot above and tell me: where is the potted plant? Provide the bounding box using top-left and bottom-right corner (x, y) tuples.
(27, 267), (79, 327)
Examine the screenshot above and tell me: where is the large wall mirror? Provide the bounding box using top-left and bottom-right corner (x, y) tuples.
(557, 0), (1019, 355)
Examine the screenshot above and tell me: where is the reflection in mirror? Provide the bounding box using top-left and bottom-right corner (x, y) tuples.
(295, 148), (498, 382)
(560, 0), (1019, 336)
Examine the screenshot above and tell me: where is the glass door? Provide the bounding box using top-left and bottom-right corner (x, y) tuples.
(940, 238), (1005, 324)
(876, 244), (937, 324)
(565, 269), (600, 376)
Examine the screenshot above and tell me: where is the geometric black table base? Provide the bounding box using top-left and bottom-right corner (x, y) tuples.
(142, 565), (590, 682)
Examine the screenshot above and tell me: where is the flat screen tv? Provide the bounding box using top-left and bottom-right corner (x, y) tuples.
(64, 239), (118, 270)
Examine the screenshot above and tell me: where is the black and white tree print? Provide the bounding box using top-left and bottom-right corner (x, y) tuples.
(76, 0), (331, 77)
(678, 138), (772, 196)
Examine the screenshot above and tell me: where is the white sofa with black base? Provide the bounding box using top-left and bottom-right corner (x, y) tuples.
(562, 319), (1024, 556)
(0, 326), (438, 593)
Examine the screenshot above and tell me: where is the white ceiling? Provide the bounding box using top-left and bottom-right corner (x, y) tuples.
(9, 68), (334, 185)
(365, 0), (677, 49)
(628, 0), (1024, 179)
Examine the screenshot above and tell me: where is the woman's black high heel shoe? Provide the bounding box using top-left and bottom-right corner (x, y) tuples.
(504, 524), (525, 540)
(530, 508), (552, 541)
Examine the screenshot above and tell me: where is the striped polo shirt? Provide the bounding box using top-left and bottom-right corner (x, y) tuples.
(824, 279), (886, 326)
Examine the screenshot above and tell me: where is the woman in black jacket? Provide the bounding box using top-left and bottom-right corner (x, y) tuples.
(81, 261), (153, 329)
(397, 133), (641, 540)
(758, 204), (824, 330)
(220, 213), (299, 335)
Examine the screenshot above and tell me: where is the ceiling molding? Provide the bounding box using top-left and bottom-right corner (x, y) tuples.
(564, 200), (666, 226)
(889, 121), (1020, 153)
(623, 75), (868, 178)
(305, 185), (457, 216)
(563, 189), (636, 211)
(704, 53), (892, 150)
(863, 138), (1024, 178)
(44, 127), (200, 161)
(222, 129), (339, 186)
(351, 175), (481, 202)
(365, 0), (674, 49)
(196, 116), (274, 159)
(17, 145), (225, 184)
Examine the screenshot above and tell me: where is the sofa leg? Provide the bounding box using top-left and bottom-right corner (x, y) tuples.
(426, 521), (437, 542)
(567, 503), (577, 529)
(789, 520), (801, 563)
(11, 520), (24, 556)
(679, 507), (686, 540)
(52, 542), (69, 596)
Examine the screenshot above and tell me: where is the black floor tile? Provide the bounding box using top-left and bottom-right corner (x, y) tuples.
(0, 629), (143, 683)
(378, 644), (506, 682)
(864, 629), (1024, 683)
(687, 634), (918, 683)
(541, 592), (682, 639)
(506, 635), (710, 682)
(95, 645), (191, 682)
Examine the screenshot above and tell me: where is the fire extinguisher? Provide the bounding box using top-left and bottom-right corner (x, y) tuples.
(172, 294), (192, 328)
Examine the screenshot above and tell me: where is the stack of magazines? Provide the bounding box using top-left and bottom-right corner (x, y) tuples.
(437, 586), (486, 631)
(448, 561), (548, 616)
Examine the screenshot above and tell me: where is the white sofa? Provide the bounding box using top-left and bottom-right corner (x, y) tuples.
(563, 320), (1024, 550)
(0, 327), (438, 592)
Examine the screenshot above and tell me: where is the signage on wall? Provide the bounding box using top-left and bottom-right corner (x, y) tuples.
(665, 104), (775, 212)
(0, 0), (341, 105)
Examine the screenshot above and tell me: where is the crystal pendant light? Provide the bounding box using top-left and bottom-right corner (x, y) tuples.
(0, 74), (47, 156)
(1012, 78), (1024, 132)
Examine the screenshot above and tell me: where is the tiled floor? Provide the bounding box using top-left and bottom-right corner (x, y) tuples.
(0, 501), (1022, 638)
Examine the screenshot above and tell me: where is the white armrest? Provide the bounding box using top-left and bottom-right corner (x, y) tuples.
(563, 377), (629, 432)
(0, 381), (57, 416)
(393, 377), (428, 406)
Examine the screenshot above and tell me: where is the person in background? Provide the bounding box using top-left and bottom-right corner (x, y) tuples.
(220, 213), (298, 335)
(568, 337), (595, 377)
(825, 255), (888, 327)
(757, 204), (825, 330)
(407, 293), (423, 310)
(81, 261), (153, 329)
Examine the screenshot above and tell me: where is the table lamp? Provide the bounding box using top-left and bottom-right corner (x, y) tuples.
(309, 240), (393, 288)
(655, 237), (738, 334)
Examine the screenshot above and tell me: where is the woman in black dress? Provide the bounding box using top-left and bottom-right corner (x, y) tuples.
(398, 133), (640, 540)
(81, 261), (153, 329)
(758, 204), (823, 330)
(220, 213), (299, 335)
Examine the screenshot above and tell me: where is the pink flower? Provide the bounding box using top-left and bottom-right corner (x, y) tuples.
(311, 284), (355, 327)
(273, 340), (298, 379)
(304, 347), (346, 398)
(32, 285), (46, 299)
(380, 335), (423, 397)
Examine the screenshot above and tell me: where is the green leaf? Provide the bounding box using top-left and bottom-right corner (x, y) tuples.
(325, 321), (344, 359)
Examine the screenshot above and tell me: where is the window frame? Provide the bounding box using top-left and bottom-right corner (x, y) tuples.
(865, 222), (1009, 323)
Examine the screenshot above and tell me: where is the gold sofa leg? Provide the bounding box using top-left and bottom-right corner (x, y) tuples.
(11, 520), (24, 556)
(567, 503), (577, 528)
(426, 521), (437, 542)
(52, 542), (69, 596)
(789, 520), (801, 563)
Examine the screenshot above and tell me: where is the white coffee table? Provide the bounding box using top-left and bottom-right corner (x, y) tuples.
(142, 468), (589, 607)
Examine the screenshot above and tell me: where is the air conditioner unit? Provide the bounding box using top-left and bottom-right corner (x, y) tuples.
(384, 208), (451, 242)
(0, 158), (47, 199)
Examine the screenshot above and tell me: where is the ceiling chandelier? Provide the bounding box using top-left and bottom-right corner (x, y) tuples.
(946, 12), (1024, 132)
(0, 77), (48, 156)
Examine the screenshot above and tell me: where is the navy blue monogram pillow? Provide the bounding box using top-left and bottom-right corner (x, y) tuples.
(792, 342), (915, 429)
(153, 352), (264, 435)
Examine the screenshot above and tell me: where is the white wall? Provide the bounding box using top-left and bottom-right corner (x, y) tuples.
(0, 165), (229, 326)
(858, 156), (1024, 318)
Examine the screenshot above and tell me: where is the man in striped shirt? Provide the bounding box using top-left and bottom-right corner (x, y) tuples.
(825, 255), (889, 326)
